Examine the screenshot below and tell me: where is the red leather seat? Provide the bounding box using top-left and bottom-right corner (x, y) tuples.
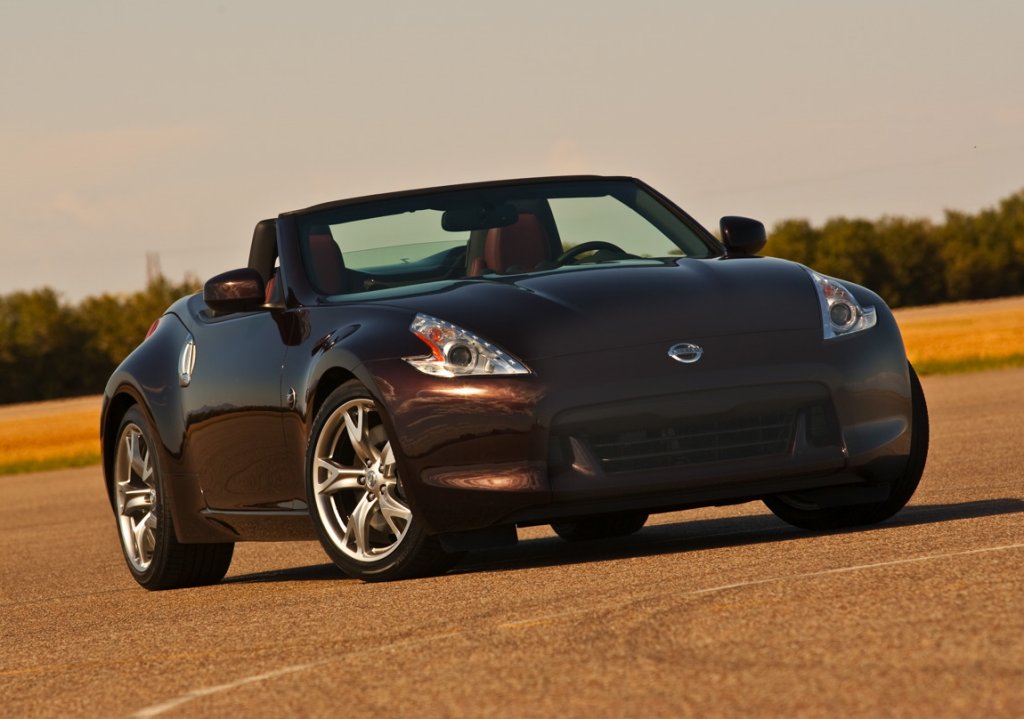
(264, 273), (277, 304)
(469, 213), (551, 276)
(308, 233), (346, 294)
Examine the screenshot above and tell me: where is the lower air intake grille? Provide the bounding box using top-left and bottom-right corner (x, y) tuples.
(585, 410), (798, 474)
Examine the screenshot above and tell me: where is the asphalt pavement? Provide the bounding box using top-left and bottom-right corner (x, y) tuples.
(1, 369), (1022, 718)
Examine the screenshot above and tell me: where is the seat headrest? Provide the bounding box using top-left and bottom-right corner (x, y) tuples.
(308, 233), (346, 295)
(480, 213), (551, 274)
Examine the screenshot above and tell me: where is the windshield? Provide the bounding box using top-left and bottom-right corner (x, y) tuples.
(297, 179), (717, 296)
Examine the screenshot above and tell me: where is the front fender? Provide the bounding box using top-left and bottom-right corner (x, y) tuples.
(100, 312), (227, 542)
(101, 312), (190, 468)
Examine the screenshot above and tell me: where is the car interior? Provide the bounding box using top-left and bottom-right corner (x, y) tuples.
(296, 197), (655, 296)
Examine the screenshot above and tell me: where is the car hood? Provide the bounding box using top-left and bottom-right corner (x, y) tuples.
(363, 257), (821, 361)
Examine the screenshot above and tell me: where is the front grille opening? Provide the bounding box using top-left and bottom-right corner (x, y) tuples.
(565, 403), (843, 475)
(585, 410), (798, 473)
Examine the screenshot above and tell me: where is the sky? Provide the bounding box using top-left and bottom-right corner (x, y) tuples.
(2, 0), (1023, 300)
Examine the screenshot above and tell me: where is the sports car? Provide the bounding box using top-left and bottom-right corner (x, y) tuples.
(100, 175), (928, 588)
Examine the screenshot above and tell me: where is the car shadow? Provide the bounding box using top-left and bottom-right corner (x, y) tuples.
(453, 497), (1024, 576)
(222, 497), (1024, 585)
(223, 562), (346, 585)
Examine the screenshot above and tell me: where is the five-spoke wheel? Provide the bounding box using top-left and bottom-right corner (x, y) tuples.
(307, 382), (459, 581)
(114, 422), (158, 572)
(311, 398), (413, 562)
(110, 407), (234, 590)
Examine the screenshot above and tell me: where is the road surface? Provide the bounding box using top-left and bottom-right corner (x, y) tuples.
(1, 369), (1022, 718)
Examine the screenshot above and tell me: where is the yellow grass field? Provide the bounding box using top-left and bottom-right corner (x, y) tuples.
(894, 295), (1024, 375)
(0, 396), (101, 476)
(1, 295), (1023, 476)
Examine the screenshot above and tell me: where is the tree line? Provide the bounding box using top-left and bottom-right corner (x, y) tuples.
(765, 188), (1024, 307)
(2, 187), (1023, 404)
(0, 276), (199, 404)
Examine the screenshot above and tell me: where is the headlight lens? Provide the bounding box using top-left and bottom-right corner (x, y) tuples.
(805, 268), (877, 339)
(404, 313), (531, 377)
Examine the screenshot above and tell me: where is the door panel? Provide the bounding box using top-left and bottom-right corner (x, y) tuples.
(180, 309), (297, 510)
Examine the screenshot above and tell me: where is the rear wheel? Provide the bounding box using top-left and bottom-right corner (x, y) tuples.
(307, 382), (460, 581)
(113, 407), (234, 590)
(764, 363), (929, 530)
(551, 511), (649, 542)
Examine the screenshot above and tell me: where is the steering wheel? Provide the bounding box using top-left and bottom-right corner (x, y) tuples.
(557, 241), (627, 264)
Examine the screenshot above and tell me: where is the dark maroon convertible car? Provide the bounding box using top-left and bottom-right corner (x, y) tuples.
(101, 176), (927, 588)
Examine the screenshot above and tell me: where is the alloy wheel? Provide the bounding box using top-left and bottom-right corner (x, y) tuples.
(311, 398), (412, 563)
(114, 423), (158, 572)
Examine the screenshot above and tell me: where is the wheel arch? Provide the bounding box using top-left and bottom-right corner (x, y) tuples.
(302, 325), (403, 426)
(99, 312), (193, 533)
(101, 388), (141, 507)
(308, 366), (359, 429)
(300, 358), (426, 514)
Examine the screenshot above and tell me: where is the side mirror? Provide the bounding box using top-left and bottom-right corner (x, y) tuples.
(720, 216), (767, 257)
(203, 268), (265, 314)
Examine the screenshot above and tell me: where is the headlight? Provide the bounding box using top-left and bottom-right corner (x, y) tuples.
(404, 314), (531, 377)
(805, 268), (877, 340)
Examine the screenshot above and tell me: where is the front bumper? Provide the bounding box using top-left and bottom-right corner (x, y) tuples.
(364, 314), (912, 534)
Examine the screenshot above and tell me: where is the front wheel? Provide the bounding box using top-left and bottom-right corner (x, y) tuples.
(764, 362), (929, 530)
(307, 382), (460, 581)
(551, 511), (649, 542)
(112, 407), (234, 590)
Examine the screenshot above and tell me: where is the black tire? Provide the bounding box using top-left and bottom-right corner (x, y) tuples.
(112, 407), (234, 590)
(551, 511), (649, 542)
(764, 362), (929, 531)
(307, 381), (461, 582)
